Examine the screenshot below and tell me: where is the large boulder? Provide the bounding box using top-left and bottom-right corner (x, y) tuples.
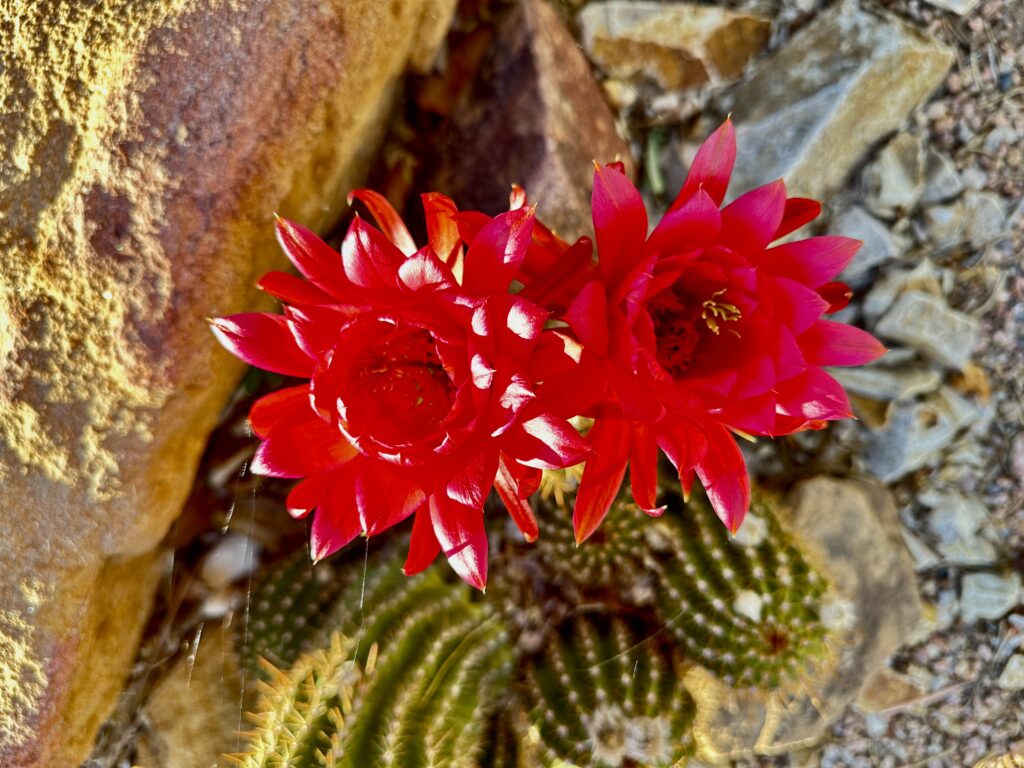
(0, 1), (455, 764)
(427, 0), (633, 242)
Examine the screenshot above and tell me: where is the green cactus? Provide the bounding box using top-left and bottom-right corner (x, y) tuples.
(227, 631), (362, 767)
(517, 612), (695, 766)
(234, 542), (512, 767)
(230, 482), (835, 767)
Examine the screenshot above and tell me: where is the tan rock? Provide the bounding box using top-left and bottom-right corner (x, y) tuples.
(429, 0), (633, 242)
(855, 667), (928, 713)
(0, 0), (455, 764)
(729, 1), (953, 201)
(135, 623), (243, 768)
(686, 478), (922, 762)
(579, 1), (771, 90)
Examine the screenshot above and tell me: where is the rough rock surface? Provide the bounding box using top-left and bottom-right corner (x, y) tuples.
(578, 1), (770, 90)
(728, 1), (953, 200)
(875, 290), (979, 370)
(685, 478), (922, 762)
(428, 0), (632, 242)
(135, 624), (243, 768)
(0, 1), (455, 764)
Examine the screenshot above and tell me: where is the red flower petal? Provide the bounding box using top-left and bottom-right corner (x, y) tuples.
(766, 276), (831, 335)
(721, 179), (788, 253)
(310, 470), (361, 563)
(403, 509), (441, 576)
(511, 414), (590, 470)
(518, 234), (595, 313)
(564, 280), (609, 355)
(573, 419), (631, 544)
(774, 368), (853, 430)
(211, 313), (314, 378)
(462, 207), (536, 295)
(251, 409), (357, 478)
(341, 215), (407, 289)
(355, 465), (425, 536)
(774, 197), (821, 240)
(719, 392), (779, 437)
(446, 450), (499, 509)
(528, 332), (607, 418)
(284, 304), (355, 360)
(646, 188), (722, 260)
(630, 425), (665, 516)
(592, 163), (648, 288)
(819, 281), (854, 313)
(760, 237), (860, 287)
(656, 426), (709, 476)
(429, 494), (488, 591)
(348, 189), (417, 256)
(249, 385), (310, 438)
(799, 320), (887, 367)
(397, 250), (456, 291)
(286, 474), (331, 519)
(422, 193), (462, 264)
(672, 118), (736, 208)
(494, 456), (541, 542)
(274, 217), (346, 292)
(693, 421), (750, 533)
(257, 271), (336, 305)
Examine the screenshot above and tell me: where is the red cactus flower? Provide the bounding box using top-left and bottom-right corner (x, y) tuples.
(541, 119), (885, 542)
(212, 191), (593, 589)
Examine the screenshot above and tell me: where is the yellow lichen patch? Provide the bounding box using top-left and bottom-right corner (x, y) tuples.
(0, 610), (49, 754)
(0, 1), (192, 499)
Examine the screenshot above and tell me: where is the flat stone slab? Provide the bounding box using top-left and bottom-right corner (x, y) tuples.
(875, 290), (979, 370)
(579, 1), (770, 90)
(729, 1), (953, 201)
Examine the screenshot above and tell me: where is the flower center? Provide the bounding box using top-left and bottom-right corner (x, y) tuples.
(649, 286), (742, 378)
(353, 327), (456, 446)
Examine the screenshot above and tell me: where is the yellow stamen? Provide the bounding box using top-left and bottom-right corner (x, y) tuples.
(701, 289), (742, 335)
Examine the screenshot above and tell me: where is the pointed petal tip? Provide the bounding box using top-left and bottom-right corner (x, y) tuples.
(641, 504), (668, 518)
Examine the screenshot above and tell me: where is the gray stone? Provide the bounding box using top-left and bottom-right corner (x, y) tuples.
(921, 199), (967, 250)
(875, 290), (979, 370)
(578, 1), (771, 90)
(960, 572), (1022, 623)
(863, 259), (941, 324)
(862, 132), (925, 219)
(863, 387), (981, 482)
(728, 2), (953, 200)
(920, 490), (996, 565)
(997, 655), (1024, 692)
(920, 491), (989, 542)
(198, 533), (261, 591)
(832, 206), (907, 279)
(831, 365), (942, 401)
(920, 147), (964, 204)
(901, 528), (941, 570)
(963, 191), (1008, 249)
(961, 166), (988, 190)
(983, 125), (1020, 154)
(922, 0), (981, 15)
